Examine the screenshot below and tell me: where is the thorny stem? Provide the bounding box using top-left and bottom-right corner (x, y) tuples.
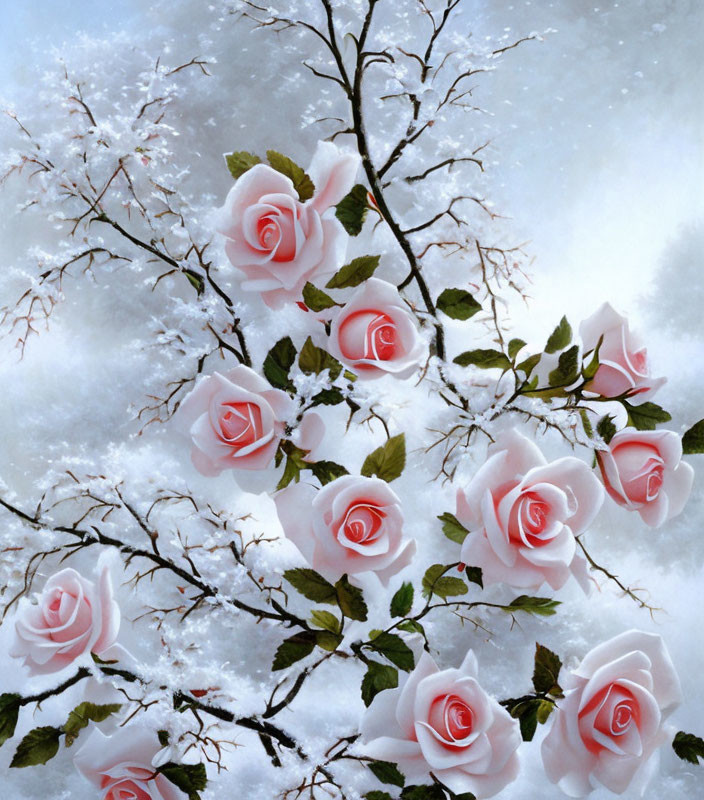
(576, 537), (659, 614)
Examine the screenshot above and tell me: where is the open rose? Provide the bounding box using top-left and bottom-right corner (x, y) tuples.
(456, 429), (604, 591)
(74, 723), (187, 800)
(580, 303), (665, 403)
(542, 630), (682, 797)
(216, 142), (359, 308)
(174, 366), (295, 477)
(10, 562), (120, 676)
(596, 428), (693, 527)
(361, 650), (521, 798)
(328, 278), (426, 380)
(274, 475), (415, 584)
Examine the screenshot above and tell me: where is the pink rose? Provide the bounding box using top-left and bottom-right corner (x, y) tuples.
(328, 278), (426, 380)
(216, 142), (359, 308)
(10, 563), (120, 676)
(580, 303), (665, 403)
(361, 650), (521, 798)
(74, 723), (186, 800)
(542, 630), (682, 797)
(174, 366), (295, 477)
(274, 475), (415, 584)
(596, 428), (694, 527)
(456, 429), (604, 591)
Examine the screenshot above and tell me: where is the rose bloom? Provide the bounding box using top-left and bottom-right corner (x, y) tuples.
(328, 278), (426, 380)
(10, 564), (120, 676)
(542, 630), (682, 797)
(216, 141), (359, 308)
(456, 429), (604, 591)
(174, 366), (296, 477)
(361, 650), (521, 798)
(596, 428), (693, 527)
(274, 475), (415, 585)
(75, 723), (186, 800)
(580, 303), (665, 403)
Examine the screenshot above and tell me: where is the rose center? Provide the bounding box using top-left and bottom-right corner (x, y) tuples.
(341, 504), (384, 547)
(218, 402), (263, 447)
(611, 702), (633, 734)
(338, 311), (398, 363)
(104, 779), (153, 800)
(258, 217), (280, 250)
(428, 694), (473, 742)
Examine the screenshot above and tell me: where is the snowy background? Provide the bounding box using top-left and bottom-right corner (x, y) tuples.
(0, 1), (702, 798)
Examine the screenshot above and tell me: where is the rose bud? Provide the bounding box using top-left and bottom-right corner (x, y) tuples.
(580, 303), (665, 403)
(596, 428), (693, 527)
(328, 278), (426, 380)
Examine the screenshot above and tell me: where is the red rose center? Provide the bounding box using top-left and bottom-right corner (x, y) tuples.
(342, 503), (385, 546)
(428, 694), (474, 742)
(219, 402), (263, 447)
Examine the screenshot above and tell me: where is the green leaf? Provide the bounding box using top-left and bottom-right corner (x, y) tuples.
(579, 409), (594, 438)
(275, 441), (308, 490)
(422, 564), (468, 599)
(365, 792), (394, 800)
(266, 150), (315, 202)
(437, 512), (469, 544)
(516, 352), (541, 377)
(390, 582), (414, 618)
(325, 254), (381, 289)
(361, 661), (399, 707)
(310, 609), (341, 633)
(368, 760), (405, 787)
(298, 336), (343, 381)
(308, 460), (349, 485)
(400, 786), (445, 800)
(502, 596), (560, 617)
(501, 696), (554, 742)
(547, 344), (580, 387)
(582, 334), (603, 380)
(361, 434), (406, 482)
(63, 702), (122, 747)
(159, 762), (207, 800)
(597, 414), (617, 444)
(335, 184), (370, 236)
(673, 731), (704, 764)
(532, 643), (563, 697)
(283, 568), (338, 604)
(544, 316), (572, 354)
(453, 349), (511, 370)
(623, 401), (672, 431)
(508, 338), (527, 360)
(185, 271), (204, 295)
(436, 288), (482, 321)
(315, 630), (343, 651)
(310, 389), (345, 407)
(272, 632), (317, 671)
(225, 150), (261, 179)
(368, 632), (415, 671)
(397, 619), (425, 636)
(335, 575), (368, 621)
(682, 420), (704, 455)
(10, 726), (62, 768)
(0, 694), (21, 748)
(158, 730), (171, 747)
(464, 566), (483, 589)
(302, 282), (338, 311)
(263, 337), (297, 391)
